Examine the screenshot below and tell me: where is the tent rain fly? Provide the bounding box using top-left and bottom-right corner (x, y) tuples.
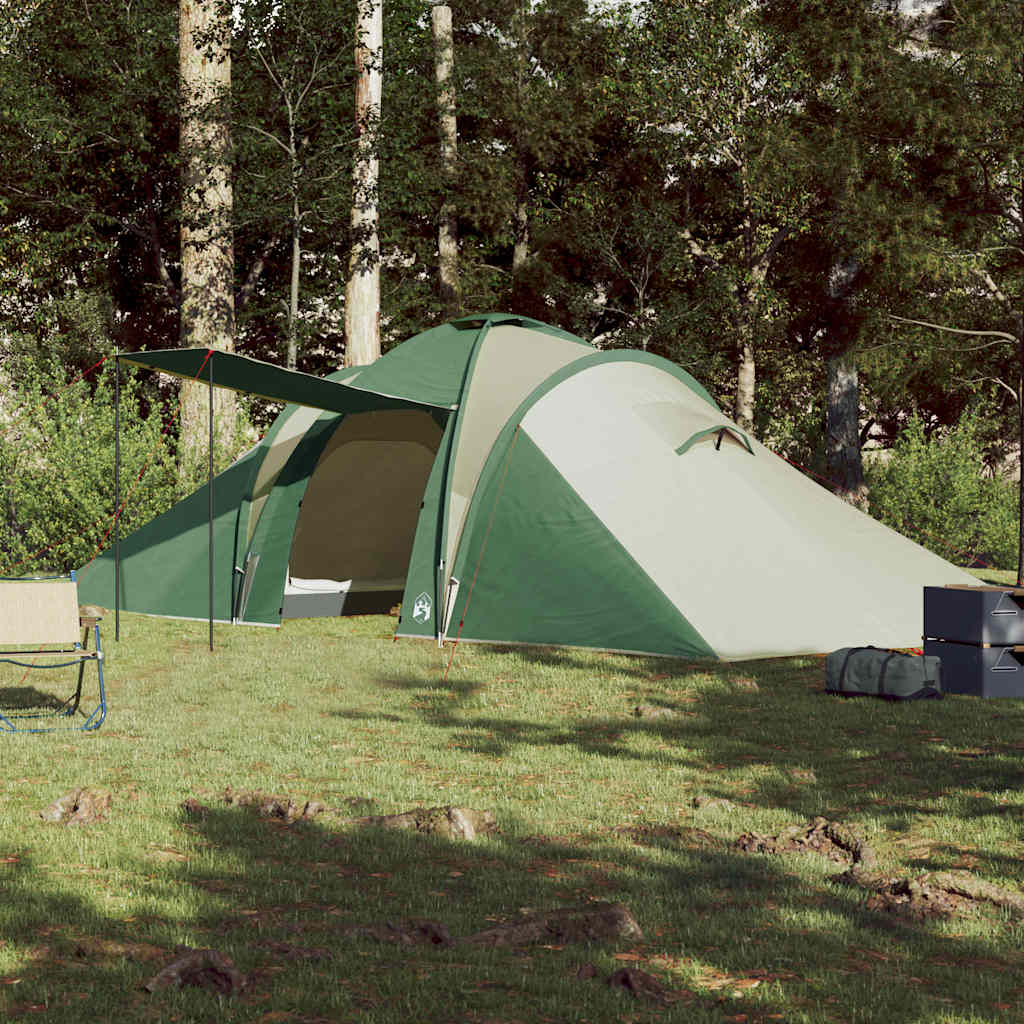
(85, 316), (979, 661)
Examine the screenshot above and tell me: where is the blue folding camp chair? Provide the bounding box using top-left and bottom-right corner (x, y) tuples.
(0, 572), (106, 732)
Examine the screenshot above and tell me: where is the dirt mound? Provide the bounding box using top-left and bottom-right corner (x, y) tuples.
(222, 787), (327, 823)
(346, 805), (498, 841)
(144, 947), (245, 995)
(736, 817), (1024, 921)
(613, 823), (719, 848)
(340, 919), (455, 947)
(735, 816), (877, 868)
(39, 787), (112, 826)
(836, 868), (1024, 921)
(462, 901), (642, 948)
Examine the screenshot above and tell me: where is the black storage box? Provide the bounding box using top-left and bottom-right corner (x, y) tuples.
(924, 585), (1024, 646)
(923, 639), (1024, 699)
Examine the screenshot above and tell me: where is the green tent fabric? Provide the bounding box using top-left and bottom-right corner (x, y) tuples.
(78, 314), (978, 660)
(121, 347), (448, 414)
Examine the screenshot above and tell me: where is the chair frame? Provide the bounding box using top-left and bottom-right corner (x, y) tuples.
(0, 572), (106, 733)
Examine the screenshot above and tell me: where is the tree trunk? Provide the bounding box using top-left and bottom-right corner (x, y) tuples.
(344, 0), (383, 368)
(823, 255), (866, 507)
(826, 348), (868, 508)
(286, 89), (301, 371)
(734, 338), (755, 431)
(1016, 182), (1024, 585)
(513, 199), (529, 271)
(1016, 313), (1024, 586)
(511, 0), (529, 273)
(733, 292), (756, 431)
(179, 0), (235, 462)
(433, 4), (460, 316)
(287, 191), (301, 370)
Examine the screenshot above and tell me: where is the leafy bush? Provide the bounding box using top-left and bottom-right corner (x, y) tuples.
(866, 412), (1018, 570)
(0, 356), (251, 576)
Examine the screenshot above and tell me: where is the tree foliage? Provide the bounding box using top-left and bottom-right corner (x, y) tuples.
(867, 412), (1018, 569)
(0, 359), (181, 575)
(1, 0), (1022, 566)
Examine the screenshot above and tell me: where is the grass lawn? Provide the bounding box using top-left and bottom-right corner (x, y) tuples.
(1, 598), (1023, 1023)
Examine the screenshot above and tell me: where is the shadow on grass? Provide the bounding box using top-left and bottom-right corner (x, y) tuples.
(3, 795), (1023, 1023)
(383, 652), (1024, 885)
(4, 630), (1024, 1022)
(378, 675), (484, 700)
(480, 643), (697, 681)
(333, 709), (405, 723)
(0, 685), (68, 711)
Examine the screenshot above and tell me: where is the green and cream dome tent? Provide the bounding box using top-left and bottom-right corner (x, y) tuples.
(78, 314), (976, 660)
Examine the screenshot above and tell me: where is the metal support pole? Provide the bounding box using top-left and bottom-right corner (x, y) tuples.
(208, 355), (214, 653)
(114, 351), (120, 642)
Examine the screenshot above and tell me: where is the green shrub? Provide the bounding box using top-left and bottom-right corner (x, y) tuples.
(0, 359), (177, 575)
(0, 357), (252, 576)
(866, 412), (1018, 570)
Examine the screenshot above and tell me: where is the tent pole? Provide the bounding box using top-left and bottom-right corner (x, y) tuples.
(114, 350), (120, 642)
(208, 355), (214, 653)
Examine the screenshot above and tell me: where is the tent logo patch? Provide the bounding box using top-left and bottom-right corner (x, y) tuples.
(412, 592), (432, 623)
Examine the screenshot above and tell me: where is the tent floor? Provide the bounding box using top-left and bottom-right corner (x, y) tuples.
(281, 577), (403, 619)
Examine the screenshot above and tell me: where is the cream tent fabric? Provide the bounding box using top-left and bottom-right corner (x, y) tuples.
(441, 323), (593, 581)
(509, 358), (976, 659)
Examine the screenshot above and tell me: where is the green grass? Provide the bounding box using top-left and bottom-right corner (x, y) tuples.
(972, 568), (1020, 587)
(2, 607), (1024, 1023)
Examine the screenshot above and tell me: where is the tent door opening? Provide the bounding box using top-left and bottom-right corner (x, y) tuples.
(281, 410), (444, 619)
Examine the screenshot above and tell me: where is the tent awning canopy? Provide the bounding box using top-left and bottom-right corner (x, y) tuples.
(120, 348), (453, 414)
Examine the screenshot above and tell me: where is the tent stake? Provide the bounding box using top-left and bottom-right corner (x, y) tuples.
(114, 350), (120, 642)
(208, 354), (214, 653)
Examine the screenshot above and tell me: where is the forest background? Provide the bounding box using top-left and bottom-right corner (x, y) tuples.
(0, 0), (1021, 577)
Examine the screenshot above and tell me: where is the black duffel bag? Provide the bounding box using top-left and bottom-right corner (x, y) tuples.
(826, 646), (942, 701)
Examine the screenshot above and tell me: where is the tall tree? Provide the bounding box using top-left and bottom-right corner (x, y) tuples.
(232, 0), (356, 370)
(344, 0), (383, 367)
(0, 0), (180, 357)
(760, 0), (912, 499)
(890, 0), (1024, 577)
(628, 0), (814, 431)
(760, 1), (967, 501)
(432, 3), (460, 315)
(435, 0), (614, 322)
(179, 0), (236, 459)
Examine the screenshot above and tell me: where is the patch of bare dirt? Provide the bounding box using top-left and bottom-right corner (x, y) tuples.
(691, 796), (737, 811)
(605, 966), (690, 1004)
(633, 704), (677, 720)
(337, 903), (642, 950)
(613, 823), (720, 848)
(71, 937), (167, 964)
(576, 961), (694, 1004)
(340, 919), (454, 947)
(179, 797), (208, 820)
